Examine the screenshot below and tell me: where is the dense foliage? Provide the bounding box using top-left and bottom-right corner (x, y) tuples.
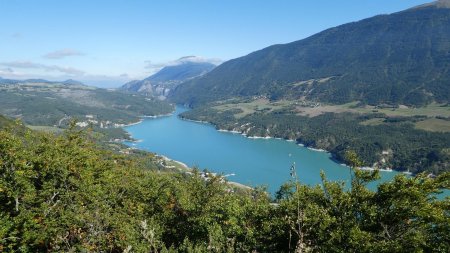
(181, 107), (450, 175)
(170, 5), (450, 107)
(0, 121), (449, 252)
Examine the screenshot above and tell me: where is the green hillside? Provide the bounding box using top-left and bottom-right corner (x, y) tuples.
(0, 79), (174, 140)
(170, 4), (450, 106)
(181, 100), (450, 175)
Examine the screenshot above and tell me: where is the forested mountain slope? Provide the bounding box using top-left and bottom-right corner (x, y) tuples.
(171, 2), (450, 106)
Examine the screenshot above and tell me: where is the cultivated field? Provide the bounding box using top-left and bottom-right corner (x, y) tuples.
(211, 99), (450, 132)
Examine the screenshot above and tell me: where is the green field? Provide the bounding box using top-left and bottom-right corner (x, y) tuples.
(213, 98), (293, 118)
(294, 102), (450, 118)
(352, 103), (450, 117)
(415, 118), (450, 132)
(212, 99), (450, 122)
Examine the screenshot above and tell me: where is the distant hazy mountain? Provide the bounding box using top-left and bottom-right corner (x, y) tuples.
(0, 77), (86, 87)
(170, 1), (450, 106)
(62, 79), (85, 86)
(120, 57), (216, 99)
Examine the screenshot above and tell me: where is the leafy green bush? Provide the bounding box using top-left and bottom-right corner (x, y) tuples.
(0, 123), (448, 252)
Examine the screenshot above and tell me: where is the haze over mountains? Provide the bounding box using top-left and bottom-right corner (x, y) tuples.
(170, 1), (450, 106)
(120, 56), (216, 99)
(0, 77), (86, 87)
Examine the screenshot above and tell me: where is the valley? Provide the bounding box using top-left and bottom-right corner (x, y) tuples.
(124, 106), (401, 194)
(1, 0), (450, 252)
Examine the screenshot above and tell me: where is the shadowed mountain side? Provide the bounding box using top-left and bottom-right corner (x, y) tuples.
(120, 59), (216, 98)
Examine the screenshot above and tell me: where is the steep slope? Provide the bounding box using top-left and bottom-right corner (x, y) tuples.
(170, 2), (450, 106)
(120, 57), (216, 98)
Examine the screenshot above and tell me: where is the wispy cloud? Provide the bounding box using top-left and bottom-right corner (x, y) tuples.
(0, 61), (131, 88)
(1, 61), (42, 69)
(50, 66), (85, 75)
(175, 56), (222, 65)
(43, 48), (85, 59)
(144, 56), (222, 74)
(0, 67), (28, 78)
(0, 68), (14, 74)
(144, 61), (167, 70)
(0, 61), (85, 76)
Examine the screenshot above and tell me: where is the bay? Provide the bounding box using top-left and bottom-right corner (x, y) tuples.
(124, 106), (399, 194)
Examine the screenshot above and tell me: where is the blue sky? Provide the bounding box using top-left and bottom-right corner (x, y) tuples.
(0, 0), (430, 87)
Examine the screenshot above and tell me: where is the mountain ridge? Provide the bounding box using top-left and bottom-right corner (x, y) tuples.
(120, 58), (216, 98)
(170, 4), (450, 106)
(412, 0), (450, 9)
(0, 77), (86, 86)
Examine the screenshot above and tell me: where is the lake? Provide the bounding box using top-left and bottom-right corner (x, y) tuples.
(124, 106), (399, 194)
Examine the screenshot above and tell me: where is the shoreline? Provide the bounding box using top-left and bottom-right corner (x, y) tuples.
(306, 147), (327, 152)
(178, 115), (409, 174)
(125, 111), (176, 127)
(122, 119), (144, 127)
(120, 109), (402, 193)
(119, 110), (176, 142)
(358, 166), (393, 172)
(141, 112), (174, 118)
(159, 154), (254, 191)
(179, 116), (209, 124)
(159, 154), (190, 171)
(217, 128), (299, 142)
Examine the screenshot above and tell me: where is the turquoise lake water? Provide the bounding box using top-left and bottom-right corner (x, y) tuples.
(124, 106), (403, 194)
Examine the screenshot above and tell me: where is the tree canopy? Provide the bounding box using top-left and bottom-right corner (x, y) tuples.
(0, 123), (448, 252)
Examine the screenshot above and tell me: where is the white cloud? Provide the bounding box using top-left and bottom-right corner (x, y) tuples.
(175, 56), (222, 65)
(0, 68), (32, 79)
(144, 60), (167, 70)
(0, 61), (131, 88)
(0, 68), (14, 75)
(48, 66), (85, 75)
(1, 61), (42, 69)
(43, 48), (85, 59)
(143, 56), (222, 75)
(0, 61), (85, 76)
